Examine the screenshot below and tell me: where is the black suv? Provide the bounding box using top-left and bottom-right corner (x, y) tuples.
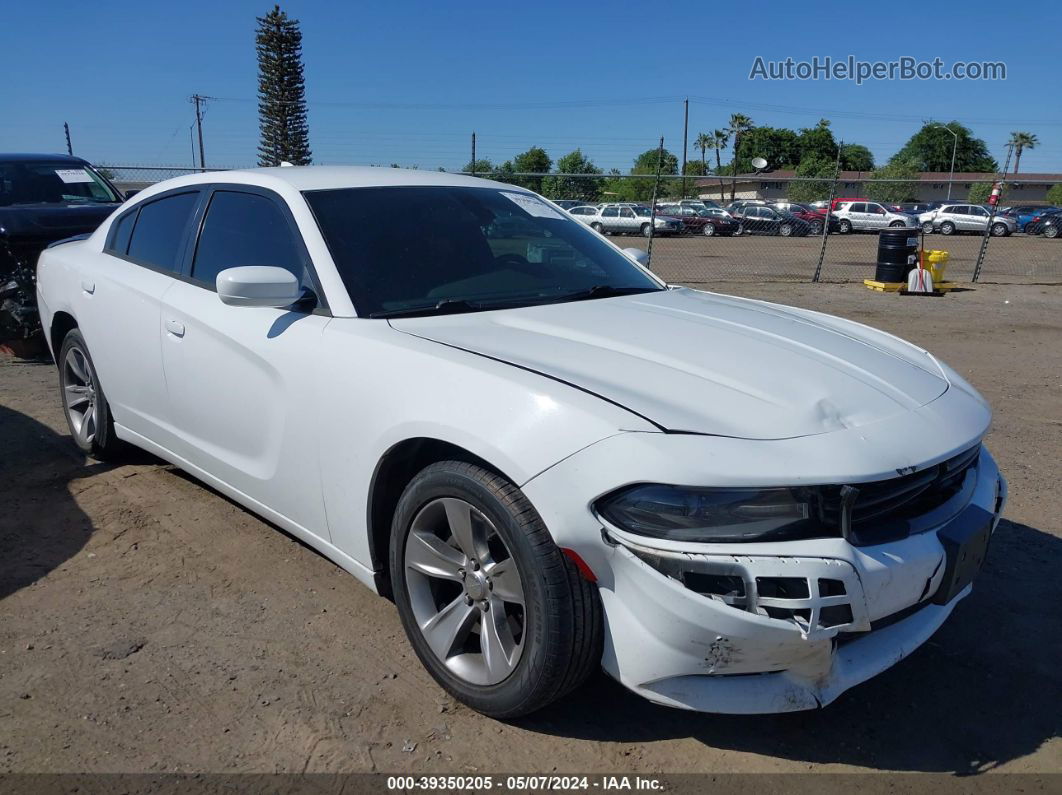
(0, 154), (122, 351)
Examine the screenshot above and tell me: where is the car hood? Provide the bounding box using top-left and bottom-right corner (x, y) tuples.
(389, 288), (949, 440)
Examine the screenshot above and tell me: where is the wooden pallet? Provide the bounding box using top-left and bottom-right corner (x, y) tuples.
(864, 279), (959, 293)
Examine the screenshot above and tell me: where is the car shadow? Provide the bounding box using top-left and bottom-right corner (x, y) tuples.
(516, 518), (1061, 774)
(0, 403), (157, 600)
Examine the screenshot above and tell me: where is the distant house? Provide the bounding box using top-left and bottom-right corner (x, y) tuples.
(695, 171), (1062, 204)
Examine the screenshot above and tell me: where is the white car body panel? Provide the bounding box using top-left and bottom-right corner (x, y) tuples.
(35, 165), (1006, 715)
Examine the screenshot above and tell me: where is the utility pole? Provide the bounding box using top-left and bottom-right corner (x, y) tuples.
(929, 122), (959, 200)
(63, 122), (73, 156)
(680, 98), (689, 198)
(191, 94), (209, 170)
(471, 132), (476, 176)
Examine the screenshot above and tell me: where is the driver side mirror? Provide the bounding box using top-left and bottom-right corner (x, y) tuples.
(216, 266), (301, 308)
(622, 248), (649, 266)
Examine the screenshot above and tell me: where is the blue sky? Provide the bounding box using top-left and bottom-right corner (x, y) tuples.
(3, 1), (1060, 172)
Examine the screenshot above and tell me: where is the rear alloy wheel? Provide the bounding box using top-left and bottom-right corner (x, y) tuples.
(390, 461), (602, 718)
(779, 223), (793, 237)
(940, 221), (956, 235)
(1043, 225), (1059, 239)
(889, 221), (906, 228)
(921, 222), (935, 234)
(838, 219), (852, 234)
(58, 329), (123, 459)
(810, 223), (823, 235)
(990, 222), (1008, 237)
(702, 224), (716, 236)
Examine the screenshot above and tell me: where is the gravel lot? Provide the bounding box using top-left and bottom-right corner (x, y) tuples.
(1, 281), (1059, 777)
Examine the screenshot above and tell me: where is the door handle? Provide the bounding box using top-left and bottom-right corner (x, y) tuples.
(81, 280), (95, 294)
(165, 319), (185, 337)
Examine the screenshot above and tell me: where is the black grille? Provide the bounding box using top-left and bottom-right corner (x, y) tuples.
(818, 445), (980, 546)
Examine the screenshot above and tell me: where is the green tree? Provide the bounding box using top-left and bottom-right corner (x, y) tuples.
(797, 119), (837, 164)
(1046, 184), (1062, 205)
(1008, 131), (1038, 174)
(461, 158), (496, 175)
(867, 159), (921, 203)
(509, 146), (552, 192)
(840, 144), (874, 171)
(726, 114), (754, 201)
(967, 182), (995, 204)
(787, 155), (837, 203)
(256, 5), (312, 166)
(736, 126), (801, 171)
(541, 149), (603, 201)
(694, 132), (712, 176)
(891, 122), (997, 173)
(601, 147), (678, 202)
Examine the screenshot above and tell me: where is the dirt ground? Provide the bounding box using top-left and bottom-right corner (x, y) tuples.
(1, 281), (1059, 777)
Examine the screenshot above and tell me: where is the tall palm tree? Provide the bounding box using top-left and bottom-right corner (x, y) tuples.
(710, 129), (729, 202)
(727, 113), (754, 201)
(694, 132), (712, 174)
(1008, 131), (1038, 174)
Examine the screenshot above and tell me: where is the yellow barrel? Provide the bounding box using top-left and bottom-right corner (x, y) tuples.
(925, 249), (949, 283)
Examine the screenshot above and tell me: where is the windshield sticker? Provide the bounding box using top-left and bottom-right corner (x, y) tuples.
(54, 168), (94, 184)
(501, 192), (565, 220)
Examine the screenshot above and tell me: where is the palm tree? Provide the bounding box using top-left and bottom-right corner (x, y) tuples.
(727, 113), (754, 201)
(1008, 131), (1038, 175)
(711, 129), (729, 202)
(694, 132), (712, 174)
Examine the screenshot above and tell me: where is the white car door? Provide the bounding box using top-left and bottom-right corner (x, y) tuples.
(77, 189), (202, 449)
(600, 205), (621, 233)
(157, 186), (332, 537)
(865, 203), (889, 230)
(965, 205), (990, 231)
(618, 206), (639, 234)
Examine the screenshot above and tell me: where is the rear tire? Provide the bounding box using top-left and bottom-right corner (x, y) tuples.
(889, 221), (906, 227)
(702, 224), (715, 237)
(778, 223), (793, 237)
(389, 461), (602, 719)
(1043, 225), (1059, 239)
(940, 222), (956, 235)
(58, 329), (123, 459)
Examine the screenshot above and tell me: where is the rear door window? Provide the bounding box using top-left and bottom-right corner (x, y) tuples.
(107, 210), (137, 256)
(126, 192), (200, 272)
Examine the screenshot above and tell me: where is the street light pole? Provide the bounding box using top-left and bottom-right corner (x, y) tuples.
(931, 122), (959, 200)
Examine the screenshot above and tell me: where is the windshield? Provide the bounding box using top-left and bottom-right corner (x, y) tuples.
(0, 161), (120, 206)
(304, 186), (663, 318)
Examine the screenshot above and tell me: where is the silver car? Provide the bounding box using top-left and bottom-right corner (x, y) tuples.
(570, 204), (682, 237)
(919, 204), (1016, 237)
(832, 201), (917, 233)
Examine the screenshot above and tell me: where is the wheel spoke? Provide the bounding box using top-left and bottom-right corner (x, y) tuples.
(68, 350), (90, 384)
(443, 498), (483, 562)
(420, 594), (478, 661)
(486, 558), (524, 606)
(480, 604), (518, 680)
(81, 404), (97, 443)
(406, 530), (466, 581)
(65, 384), (91, 409)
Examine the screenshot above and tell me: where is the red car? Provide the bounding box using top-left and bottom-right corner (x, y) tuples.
(657, 205), (742, 236)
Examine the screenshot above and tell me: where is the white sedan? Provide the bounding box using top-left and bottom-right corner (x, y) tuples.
(36, 167), (1006, 717)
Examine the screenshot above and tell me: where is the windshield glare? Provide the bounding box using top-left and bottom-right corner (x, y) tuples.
(304, 186), (663, 318)
(0, 161), (119, 206)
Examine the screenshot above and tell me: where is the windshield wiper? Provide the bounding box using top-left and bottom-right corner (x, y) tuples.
(544, 285), (662, 304)
(369, 297), (497, 318)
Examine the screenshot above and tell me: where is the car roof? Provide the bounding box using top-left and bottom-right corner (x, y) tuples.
(0, 152), (91, 165)
(133, 165), (535, 195)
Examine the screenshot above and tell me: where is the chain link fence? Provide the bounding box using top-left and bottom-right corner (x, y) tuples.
(97, 166), (1061, 286)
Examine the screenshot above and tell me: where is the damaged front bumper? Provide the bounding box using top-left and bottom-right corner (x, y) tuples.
(593, 449), (1006, 714)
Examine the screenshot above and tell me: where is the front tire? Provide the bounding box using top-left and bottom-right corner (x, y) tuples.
(58, 329), (123, 459)
(389, 461), (601, 719)
(990, 222), (1008, 237)
(590, 222), (603, 234)
(702, 224), (716, 236)
(889, 221), (906, 228)
(1043, 225), (1059, 239)
(640, 223), (651, 237)
(940, 221), (956, 235)
(838, 219), (852, 234)
(778, 223), (793, 237)
(921, 221), (935, 234)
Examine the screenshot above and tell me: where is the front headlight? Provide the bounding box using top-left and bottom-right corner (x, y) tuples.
(596, 484), (813, 543)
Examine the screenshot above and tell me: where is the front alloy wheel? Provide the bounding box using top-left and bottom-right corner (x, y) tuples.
(702, 223), (715, 236)
(390, 461), (602, 718)
(940, 221), (956, 235)
(779, 223), (793, 237)
(990, 222), (1008, 237)
(838, 219), (852, 234)
(921, 221), (935, 234)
